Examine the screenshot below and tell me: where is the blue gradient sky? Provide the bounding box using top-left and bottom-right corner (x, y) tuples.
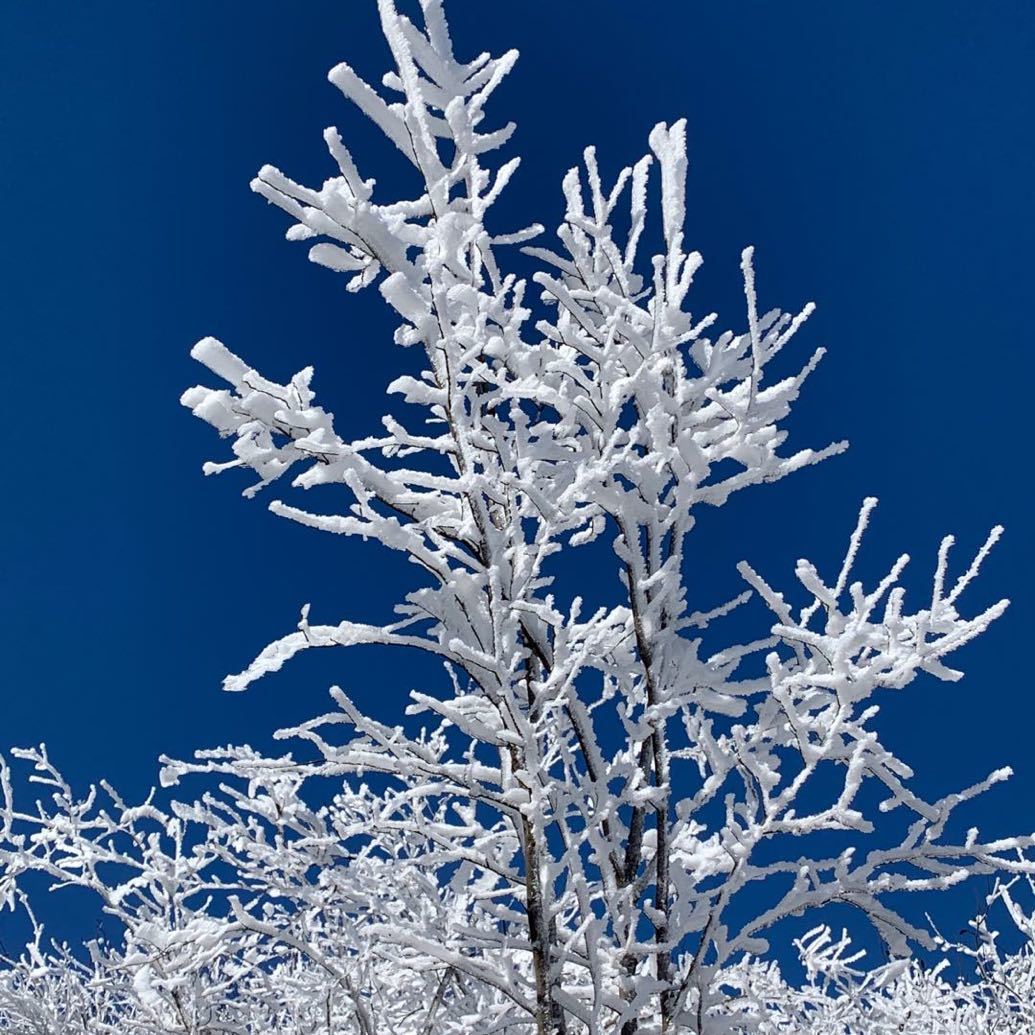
(1, 1), (1033, 945)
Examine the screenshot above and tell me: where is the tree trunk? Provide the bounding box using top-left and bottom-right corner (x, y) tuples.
(522, 812), (567, 1034)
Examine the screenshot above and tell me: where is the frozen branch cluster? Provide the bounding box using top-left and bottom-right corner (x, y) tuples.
(719, 875), (1035, 1033)
(1, 1), (1030, 1032)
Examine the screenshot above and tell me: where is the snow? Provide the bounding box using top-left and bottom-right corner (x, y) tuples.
(1, 0), (1030, 1032)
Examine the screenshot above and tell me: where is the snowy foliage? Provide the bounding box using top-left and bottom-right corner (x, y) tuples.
(1, 1), (1031, 1032)
(719, 876), (1035, 1033)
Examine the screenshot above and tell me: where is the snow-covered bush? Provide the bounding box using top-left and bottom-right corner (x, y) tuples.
(1, 1), (1031, 1031)
(719, 875), (1035, 1033)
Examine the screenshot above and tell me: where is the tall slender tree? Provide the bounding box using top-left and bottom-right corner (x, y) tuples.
(1, 2), (1031, 1032)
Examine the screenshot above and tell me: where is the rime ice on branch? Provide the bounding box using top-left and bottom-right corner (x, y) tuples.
(1, 1), (1031, 1033)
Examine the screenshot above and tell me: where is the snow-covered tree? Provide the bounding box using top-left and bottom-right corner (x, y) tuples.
(1, 1), (1031, 1032)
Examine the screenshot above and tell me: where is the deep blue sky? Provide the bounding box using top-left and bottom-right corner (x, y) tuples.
(1, 0), (1033, 946)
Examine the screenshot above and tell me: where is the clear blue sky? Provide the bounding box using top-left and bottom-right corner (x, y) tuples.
(1, 0), (1032, 945)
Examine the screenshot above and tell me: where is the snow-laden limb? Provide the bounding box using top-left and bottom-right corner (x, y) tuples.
(3, 1), (1031, 1033)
